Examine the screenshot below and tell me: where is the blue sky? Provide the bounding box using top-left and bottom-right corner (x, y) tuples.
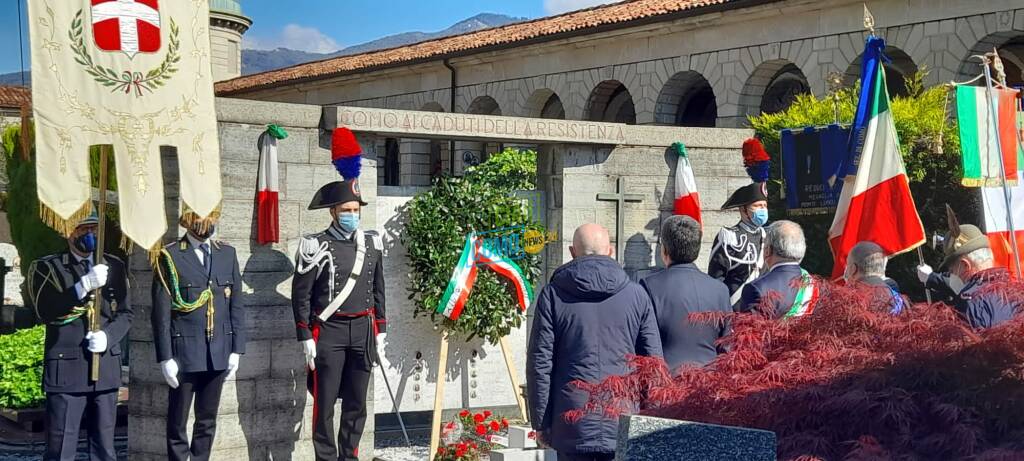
(0, 0), (615, 75)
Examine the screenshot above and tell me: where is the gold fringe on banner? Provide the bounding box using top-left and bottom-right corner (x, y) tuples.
(179, 202), (223, 235)
(962, 177), (1020, 188)
(39, 201), (94, 238)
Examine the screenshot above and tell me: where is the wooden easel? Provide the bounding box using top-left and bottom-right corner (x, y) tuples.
(428, 331), (528, 460)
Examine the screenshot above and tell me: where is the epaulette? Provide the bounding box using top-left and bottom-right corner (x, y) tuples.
(365, 230), (384, 251)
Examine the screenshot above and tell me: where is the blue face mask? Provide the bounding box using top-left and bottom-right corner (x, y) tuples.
(74, 232), (97, 253)
(750, 208), (769, 227)
(337, 212), (359, 233)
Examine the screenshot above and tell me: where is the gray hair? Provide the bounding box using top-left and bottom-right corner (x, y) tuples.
(963, 247), (994, 266)
(765, 220), (806, 262)
(848, 241), (887, 276)
(661, 215), (702, 264)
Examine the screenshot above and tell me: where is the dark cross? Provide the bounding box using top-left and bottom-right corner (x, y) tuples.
(596, 176), (644, 263)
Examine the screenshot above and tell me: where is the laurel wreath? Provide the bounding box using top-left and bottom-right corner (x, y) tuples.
(69, 9), (180, 97)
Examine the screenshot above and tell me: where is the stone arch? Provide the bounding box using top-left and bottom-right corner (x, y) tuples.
(654, 71), (717, 127)
(738, 60), (811, 118)
(467, 95), (501, 115)
(420, 101), (445, 112)
(958, 32), (1024, 87)
(843, 46), (918, 97)
(523, 88), (566, 119)
(585, 80), (636, 124)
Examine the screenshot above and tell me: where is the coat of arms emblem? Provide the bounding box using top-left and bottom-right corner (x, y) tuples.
(90, 0), (162, 58)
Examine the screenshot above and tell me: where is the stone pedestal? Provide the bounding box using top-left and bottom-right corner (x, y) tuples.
(616, 415), (776, 461)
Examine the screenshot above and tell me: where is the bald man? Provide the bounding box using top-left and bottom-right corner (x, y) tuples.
(527, 224), (662, 461)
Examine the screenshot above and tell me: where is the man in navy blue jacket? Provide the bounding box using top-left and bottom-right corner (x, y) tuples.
(527, 223), (663, 461)
(641, 215), (731, 371)
(737, 220), (816, 318)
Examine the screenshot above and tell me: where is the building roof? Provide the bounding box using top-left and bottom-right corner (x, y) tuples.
(215, 0), (744, 96)
(0, 86), (31, 110)
(210, 0), (244, 16)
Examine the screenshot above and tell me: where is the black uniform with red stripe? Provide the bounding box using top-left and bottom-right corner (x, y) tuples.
(28, 252), (131, 461)
(292, 224), (385, 461)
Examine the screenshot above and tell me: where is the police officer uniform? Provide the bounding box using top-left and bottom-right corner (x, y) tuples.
(27, 217), (132, 461)
(709, 182), (769, 304)
(292, 179), (386, 461)
(151, 220), (246, 461)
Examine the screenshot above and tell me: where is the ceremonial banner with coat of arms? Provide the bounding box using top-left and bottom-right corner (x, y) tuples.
(27, 0), (222, 251)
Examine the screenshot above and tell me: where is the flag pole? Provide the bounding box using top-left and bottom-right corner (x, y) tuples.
(979, 52), (1022, 279)
(90, 145), (110, 382)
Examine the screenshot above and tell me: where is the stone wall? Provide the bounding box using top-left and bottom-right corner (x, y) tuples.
(539, 128), (753, 277)
(127, 98), (376, 460)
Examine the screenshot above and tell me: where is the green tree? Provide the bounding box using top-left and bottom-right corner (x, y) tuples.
(749, 71), (967, 299)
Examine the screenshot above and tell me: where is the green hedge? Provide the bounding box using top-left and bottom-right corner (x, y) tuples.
(749, 71), (968, 299)
(403, 148), (543, 344)
(0, 326), (45, 409)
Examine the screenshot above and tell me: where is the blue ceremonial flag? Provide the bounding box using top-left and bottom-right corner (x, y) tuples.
(781, 125), (849, 214)
(837, 35), (889, 181)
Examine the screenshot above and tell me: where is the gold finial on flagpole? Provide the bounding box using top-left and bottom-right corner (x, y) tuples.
(992, 47), (1007, 87)
(863, 4), (876, 35)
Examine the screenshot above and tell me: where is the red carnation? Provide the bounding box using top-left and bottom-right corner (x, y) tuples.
(501, 418), (509, 428)
(490, 420), (501, 432)
(473, 413), (484, 423)
(459, 409), (470, 418)
(483, 410), (492, 418)
(475, 424), (487, 436)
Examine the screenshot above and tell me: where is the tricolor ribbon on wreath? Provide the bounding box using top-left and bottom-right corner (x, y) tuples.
(27, 0), (223, 253)
(435, 233), (534, 321)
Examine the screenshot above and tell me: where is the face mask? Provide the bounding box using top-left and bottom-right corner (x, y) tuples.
(843, 265), (854, 283)
(191, 224), (215, 241)
(337, 212), (359, 233)
(750, 208), (769, 227)
(74, 232), (97, 253)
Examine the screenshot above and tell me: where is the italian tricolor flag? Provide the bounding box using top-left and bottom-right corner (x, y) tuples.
(829, 37), (925, 279)
(956, 85), (1020, 187)
(256, 131), (280, 244)
(436, 234), (480, 320)
(983, 172), (1024, 275)
(672, 142), (702, 225)
(477, 242), (534, 312)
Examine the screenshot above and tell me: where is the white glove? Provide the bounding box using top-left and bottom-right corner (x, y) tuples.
(75, 264), (109, 299)
(226, 353), (240, 380)
(302, 339), (317, 371)
(161, 359), (180, 389)
(375, 333), (387, 353)
(916, 264), (933, 283)
(85, 330), (108, 353)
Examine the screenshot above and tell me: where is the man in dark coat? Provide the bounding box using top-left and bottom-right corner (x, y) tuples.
(152, 214), (246, 461)
(843, 241), (905, 314)
(641, 215), (731, 371)
(917, 221), (1020, 329)
(527, 223), (663, 461)
(292, 177), (385, 461)
(27, 214), (132, 461)
(737, 220), (817, 318)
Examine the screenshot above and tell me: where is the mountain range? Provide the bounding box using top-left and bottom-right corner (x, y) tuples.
(241, 13), (524, 75)
(0, 13), (525, 86)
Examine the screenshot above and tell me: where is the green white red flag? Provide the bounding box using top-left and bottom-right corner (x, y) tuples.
(672, 142), (702, 225)
(829, 36), (925, 279)
(476, 242), (533, 312)
(956, 85), (1020, 187)
(436, 234), (480, 320)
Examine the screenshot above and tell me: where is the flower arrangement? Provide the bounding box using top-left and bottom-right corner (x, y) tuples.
(436, 409), (512, 461)
(570, 278), (1024, 460)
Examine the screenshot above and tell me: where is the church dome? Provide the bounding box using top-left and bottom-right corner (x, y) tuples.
(209, 0), (244, 16)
